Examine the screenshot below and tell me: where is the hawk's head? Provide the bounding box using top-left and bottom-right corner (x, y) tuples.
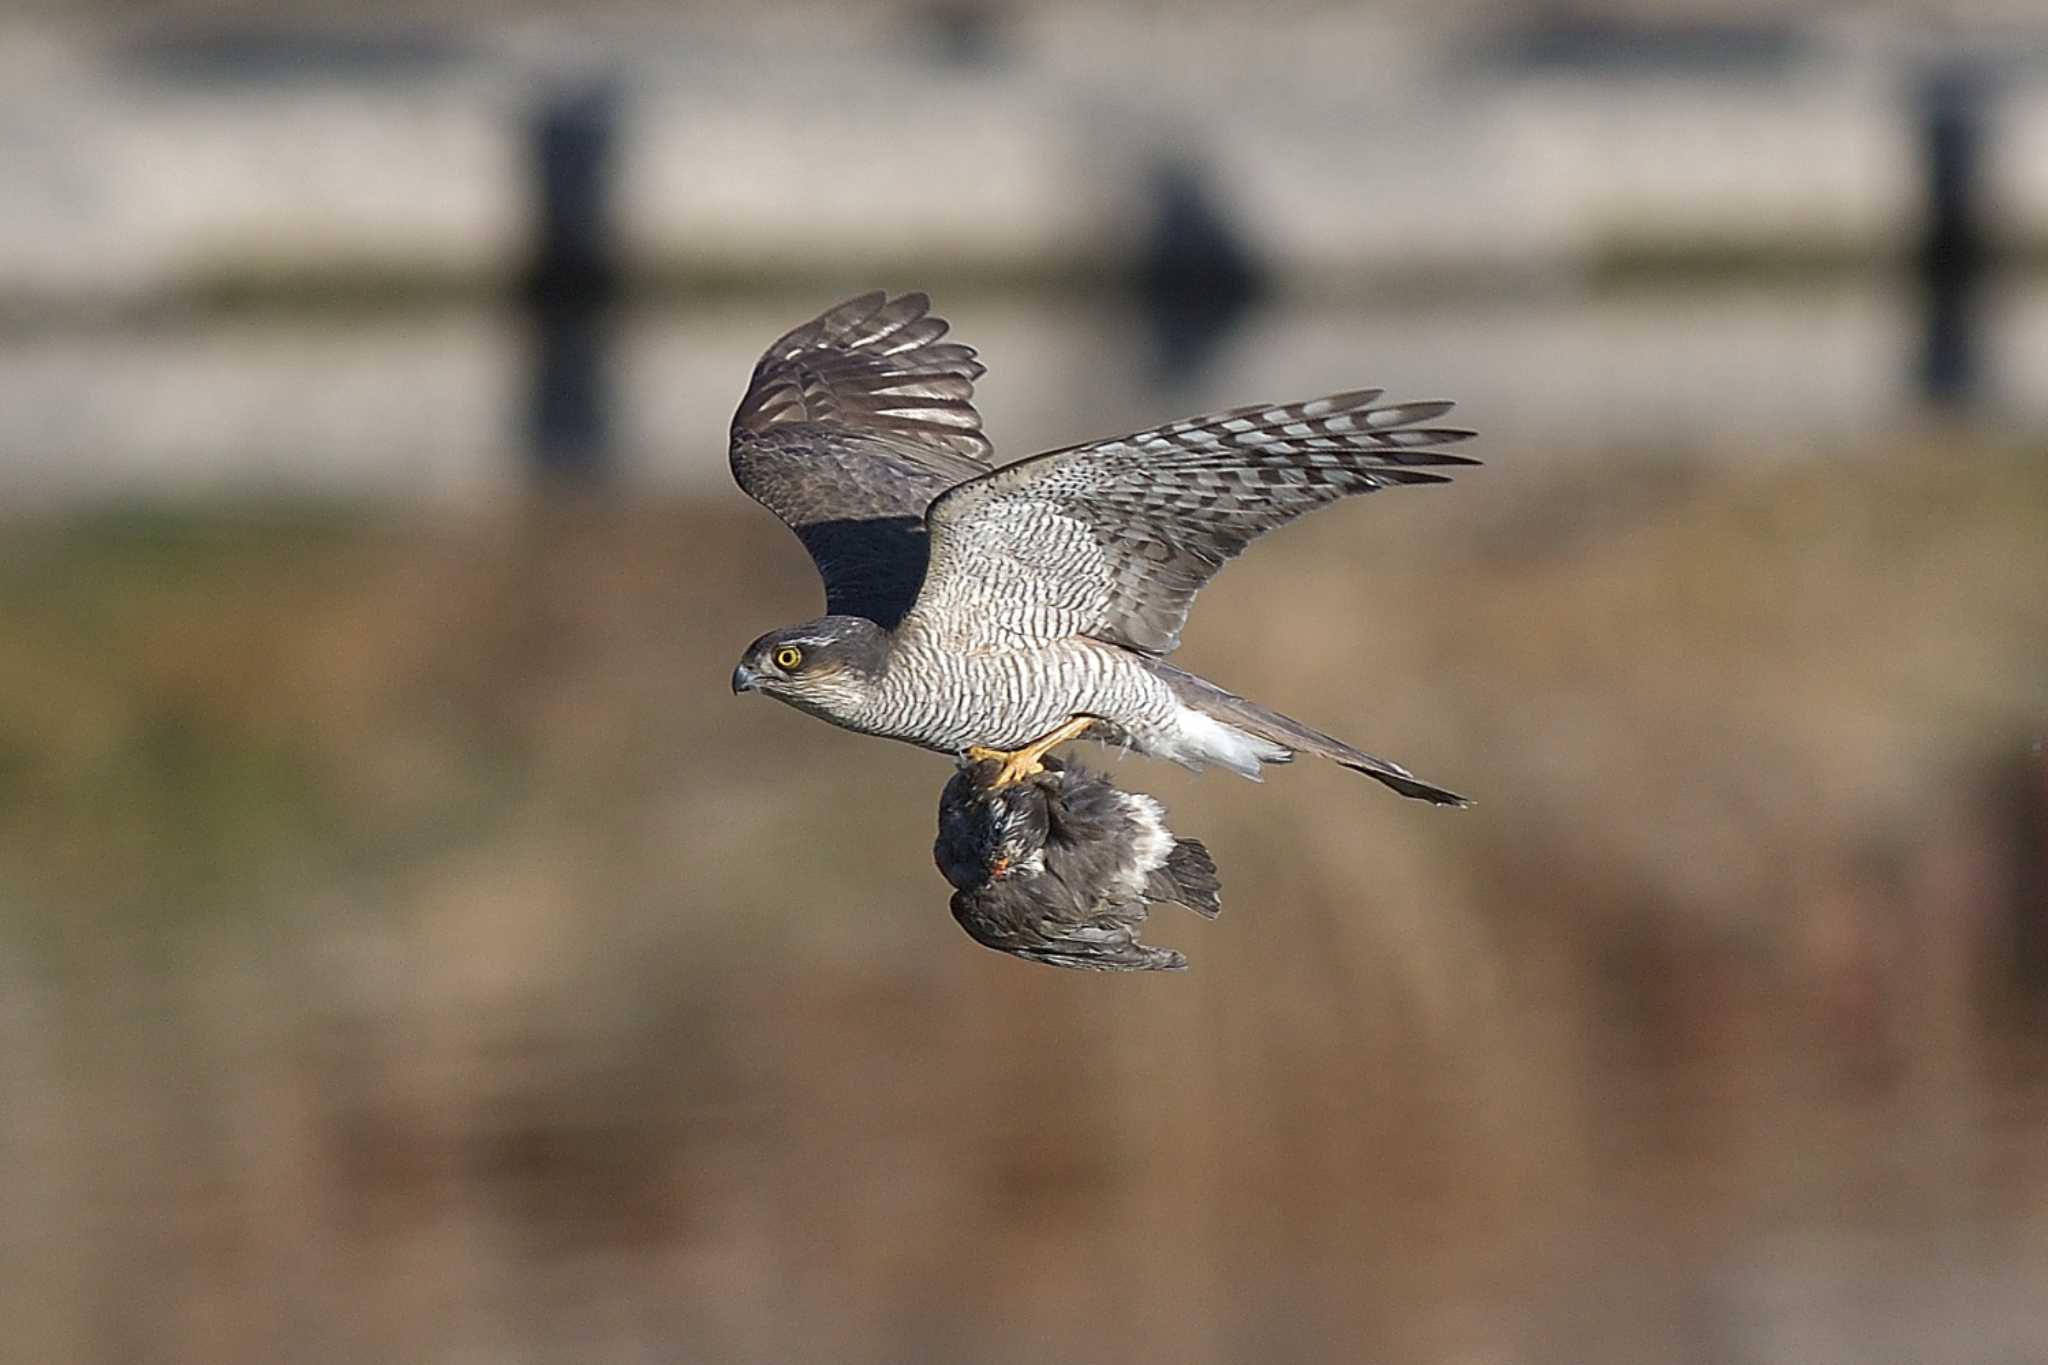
(731, 616), (890, 716)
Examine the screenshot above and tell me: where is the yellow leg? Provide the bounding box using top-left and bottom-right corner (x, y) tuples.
(965, 715), (1097, 787)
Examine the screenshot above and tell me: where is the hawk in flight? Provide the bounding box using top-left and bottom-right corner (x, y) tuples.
(729, 291), (1474, 803)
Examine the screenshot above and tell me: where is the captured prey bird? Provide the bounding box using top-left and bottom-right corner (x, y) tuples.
(728, 290), (1475, 803)
(936, 755), (1220, 972)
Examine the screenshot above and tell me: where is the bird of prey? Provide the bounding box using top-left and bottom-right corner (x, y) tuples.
(729, 291), (1474, 803)
(936, 754), (1220, 971)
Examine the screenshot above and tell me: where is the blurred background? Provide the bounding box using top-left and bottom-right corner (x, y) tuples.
(2, 2), (2046, 1362)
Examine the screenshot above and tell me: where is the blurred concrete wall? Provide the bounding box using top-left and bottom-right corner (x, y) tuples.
(1, 11), (2044, 305)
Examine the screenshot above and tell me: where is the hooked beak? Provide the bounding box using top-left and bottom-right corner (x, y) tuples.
(731, 663), (760, 695)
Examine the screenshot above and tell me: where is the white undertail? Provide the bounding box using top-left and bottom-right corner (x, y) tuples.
(1158, 704), (1292, 779)
(1107, 790), (1177, 899)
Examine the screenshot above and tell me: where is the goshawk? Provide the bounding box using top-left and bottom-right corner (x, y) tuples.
(729, 291), (1473, 803)
(936, 755), (1220, 972)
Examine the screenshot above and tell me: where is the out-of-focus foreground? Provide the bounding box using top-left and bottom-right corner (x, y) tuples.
(3, 4), (2048, 1363)
(3, 431), (2045, 1363)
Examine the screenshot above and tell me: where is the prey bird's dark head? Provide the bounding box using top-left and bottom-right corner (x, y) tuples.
(935, 757), (1056, 892)
(731, 615), (890, 716)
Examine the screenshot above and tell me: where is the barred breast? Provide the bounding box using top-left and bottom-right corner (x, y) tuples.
(859, 632), (1181, 756)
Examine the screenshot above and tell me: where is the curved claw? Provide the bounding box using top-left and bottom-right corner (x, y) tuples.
(964, 716), (1097, 788)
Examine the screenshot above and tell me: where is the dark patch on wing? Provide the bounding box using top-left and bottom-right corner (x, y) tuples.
(729, 291), (995, 627)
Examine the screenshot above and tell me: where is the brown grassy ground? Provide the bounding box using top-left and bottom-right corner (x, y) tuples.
(1, 430), (2045, 1363)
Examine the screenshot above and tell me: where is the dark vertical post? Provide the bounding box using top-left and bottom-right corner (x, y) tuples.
(1917, 65), (1986, 407)
(1136, 158), (1266, 386)
(920, 0), (1001, 65)
(526, 81), (620, 483)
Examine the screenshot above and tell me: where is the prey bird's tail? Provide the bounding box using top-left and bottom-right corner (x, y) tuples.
(1148, 838), (1223, 919)
(1153, 662), (1469, 806)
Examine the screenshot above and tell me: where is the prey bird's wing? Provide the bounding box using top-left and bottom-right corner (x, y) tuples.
(915, 390), (1477, 653)
(730, 291), (995, 629)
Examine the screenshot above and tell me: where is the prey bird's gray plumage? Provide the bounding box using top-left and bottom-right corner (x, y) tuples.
(730, 291), (1475, 803)
(937, 755), (1219, 972)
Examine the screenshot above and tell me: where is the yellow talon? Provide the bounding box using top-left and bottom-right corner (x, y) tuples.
(965, 716), (1097, 788)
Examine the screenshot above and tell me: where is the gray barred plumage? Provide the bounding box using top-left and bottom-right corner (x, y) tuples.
(855, 632), (1178, 755)
(729, 291), (1476, 804)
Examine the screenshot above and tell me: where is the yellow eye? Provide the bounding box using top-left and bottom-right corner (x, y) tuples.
(773, 645), (804, 671)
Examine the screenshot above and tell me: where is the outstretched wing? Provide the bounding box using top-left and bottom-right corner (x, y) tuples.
(730, 291), (995, 629)
(914, 390), (1477, 654)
